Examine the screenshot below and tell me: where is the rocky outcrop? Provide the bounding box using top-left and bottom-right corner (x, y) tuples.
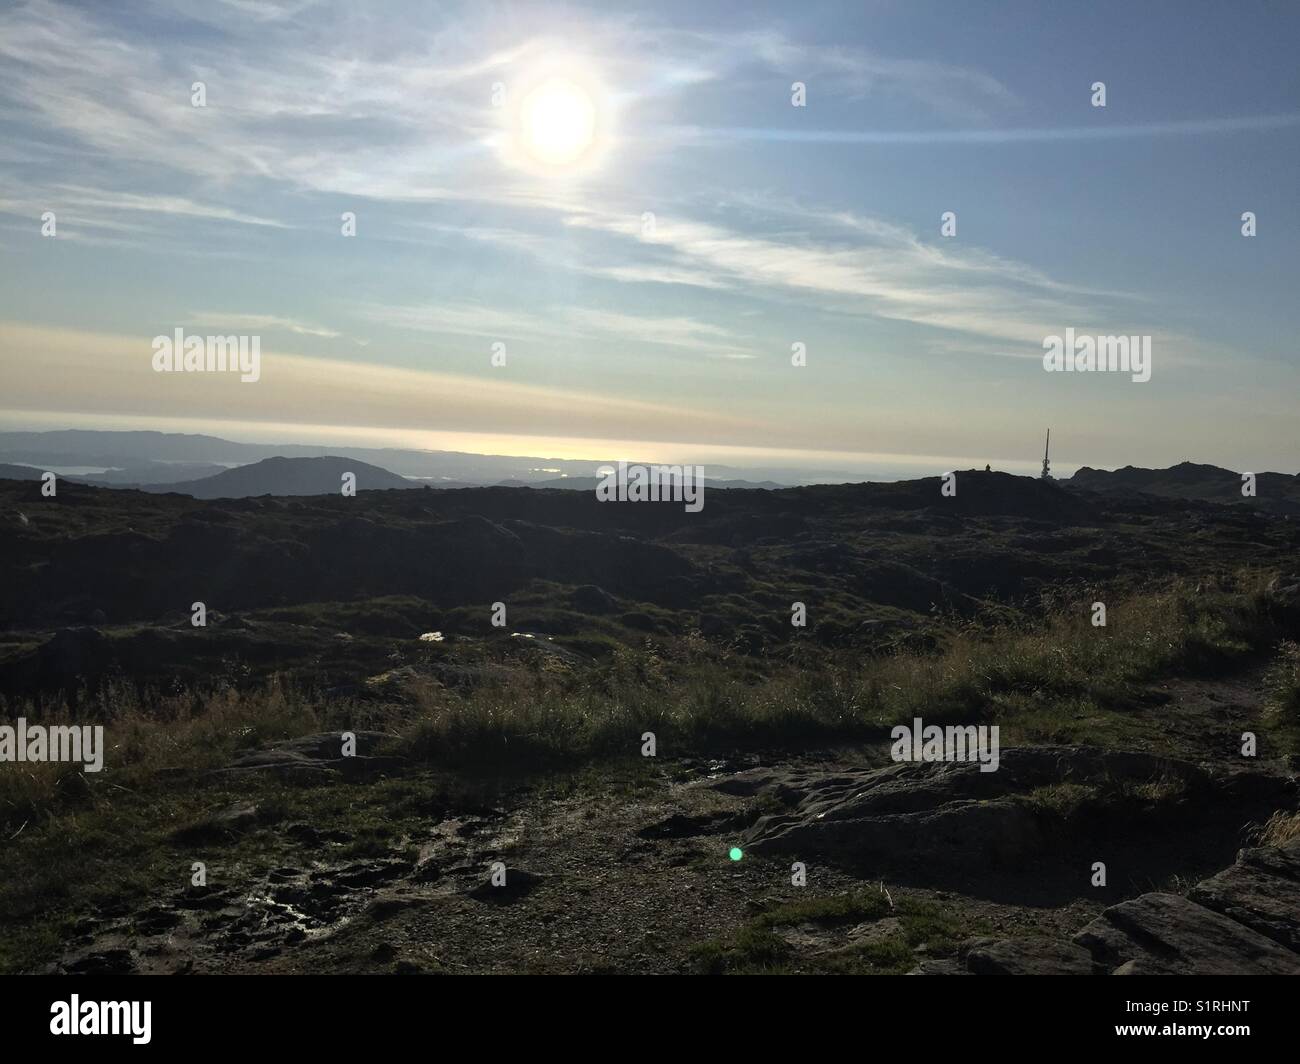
(216, 730), (403, 782)
(735, 746), (1225, 868)
(1074, 891), (1300, 974)
(916, 835), (1300, 975)
(963, 936), (1098, 975)
(1188, 844), (1300, 952)
(733, 747), (1300, 975)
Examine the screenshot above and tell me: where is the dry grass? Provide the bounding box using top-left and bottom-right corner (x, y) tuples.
(1258, 810), (1300, 848)
(0, 571), (1283, 835)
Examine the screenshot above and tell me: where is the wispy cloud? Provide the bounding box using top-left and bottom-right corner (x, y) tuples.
(188, 312), (340, 338)
(673, 111), (1300, 146)
(361, 300), (755, 358)
(562, 204), (1103, 346)
(735, 29), (1020, 122)
(0, 185), (287, 246)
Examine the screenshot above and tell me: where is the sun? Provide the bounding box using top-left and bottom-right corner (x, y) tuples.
(520, 78), (597, 167)
(502, 63), (609, 174)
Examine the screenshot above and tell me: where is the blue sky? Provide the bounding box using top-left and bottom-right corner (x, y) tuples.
(1, 0), (1297, 479)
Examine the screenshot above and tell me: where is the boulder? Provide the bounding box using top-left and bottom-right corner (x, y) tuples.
(964, 936), (1098, 975)
(1073, 893), (1300, 974)
(1187, 838), (1300, 951)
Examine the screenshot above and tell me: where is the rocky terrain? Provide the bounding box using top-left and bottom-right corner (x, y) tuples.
(41, 685), (1300, 975)
(2, 469), (1299, 975)
(3, 469), (1296, 695)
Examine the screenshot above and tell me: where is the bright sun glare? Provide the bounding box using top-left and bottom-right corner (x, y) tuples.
(520, 78), (597, 167)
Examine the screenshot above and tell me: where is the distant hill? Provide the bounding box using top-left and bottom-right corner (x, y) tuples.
(1068, 462), (1300, 514)
(0, 463), (45, 481)
(144, 456), (418, 498)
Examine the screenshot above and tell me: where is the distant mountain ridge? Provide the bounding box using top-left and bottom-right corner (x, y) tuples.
(142, 456), (418, 498)
(1068, 461), (1300, 514)
(0, 463), (44, 481)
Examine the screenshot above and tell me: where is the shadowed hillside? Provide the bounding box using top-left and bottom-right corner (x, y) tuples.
(1069, 462), (1300, 514)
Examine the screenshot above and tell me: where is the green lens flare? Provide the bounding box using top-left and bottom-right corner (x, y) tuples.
(729, 847), (743, 861)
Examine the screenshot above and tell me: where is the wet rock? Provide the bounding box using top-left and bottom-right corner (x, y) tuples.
(1073, 893), (1300, 974)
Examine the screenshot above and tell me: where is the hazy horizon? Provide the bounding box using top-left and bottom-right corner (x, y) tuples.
(7, 422), (1300, 486)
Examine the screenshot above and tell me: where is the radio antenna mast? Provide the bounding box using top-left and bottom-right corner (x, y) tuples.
(1040, 429), (1052, 479)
